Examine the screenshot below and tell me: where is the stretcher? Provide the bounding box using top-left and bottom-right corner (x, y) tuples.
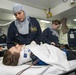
(0, 59), (76, 75)
(0, 43), (76, 75)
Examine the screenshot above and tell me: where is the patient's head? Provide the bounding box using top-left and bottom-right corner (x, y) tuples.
(3, 44), (23, 66)
(3, 50), (20, 66)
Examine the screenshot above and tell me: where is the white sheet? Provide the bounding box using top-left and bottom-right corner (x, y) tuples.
(28, 43), (70, 71)
(0, 60), (76, 75)
(18, 43), (70, 71)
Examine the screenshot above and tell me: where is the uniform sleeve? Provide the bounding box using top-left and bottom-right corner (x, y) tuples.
(33, 18), (42, 44)
(6, 22), (15, 49)
(41, 29), (51, 44)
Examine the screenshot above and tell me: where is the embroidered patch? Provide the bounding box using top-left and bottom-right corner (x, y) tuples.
(30, 26), (37, 32)
(2, 36), (5, 39)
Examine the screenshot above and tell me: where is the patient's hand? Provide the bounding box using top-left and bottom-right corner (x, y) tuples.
(51, 42), (56, 46)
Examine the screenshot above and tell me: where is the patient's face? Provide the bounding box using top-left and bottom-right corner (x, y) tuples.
(9, 44), (23, 54)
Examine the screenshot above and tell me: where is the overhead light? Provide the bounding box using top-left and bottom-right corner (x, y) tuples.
(62, 0), (75, 4)
(70, 0), (75, 4)
(44, 8), (52, 18)
(13, 15), (15, 19)
(62, 0), (68, 3)
(40, 20), (51, 23)
(73, 19), (76, 21)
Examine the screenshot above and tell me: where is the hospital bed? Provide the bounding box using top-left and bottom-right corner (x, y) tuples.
(60, 68), (76, 75)
(0, 58), (76, 75)
(0, 43), (76, 75)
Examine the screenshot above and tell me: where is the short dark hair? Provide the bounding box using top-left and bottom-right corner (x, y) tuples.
(3, 50), (20, 66)
(52, 19), (61, 25)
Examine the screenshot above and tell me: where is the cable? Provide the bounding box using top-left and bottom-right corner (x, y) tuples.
(16, 59), (39, 75)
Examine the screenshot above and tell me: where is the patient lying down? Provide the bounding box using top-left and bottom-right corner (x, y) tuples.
(3, 44), (48, 66)
(2, 43), (76, 67)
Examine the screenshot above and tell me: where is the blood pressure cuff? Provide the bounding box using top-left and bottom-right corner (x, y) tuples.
(30, 53), (48, 65)
(30, 53), (38, 61)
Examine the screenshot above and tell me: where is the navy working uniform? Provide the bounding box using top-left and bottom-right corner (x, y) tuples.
(6, 17), (42, 49)
(41, 28), (59, 45)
